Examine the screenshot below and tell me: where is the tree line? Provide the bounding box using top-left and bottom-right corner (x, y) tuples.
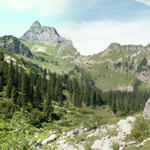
(0, 51), (103, 126)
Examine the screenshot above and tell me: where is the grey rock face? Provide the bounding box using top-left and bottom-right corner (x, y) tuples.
(143, 98), (150, 119)
(20, 21), (72, 47)
(42, 134), (57, 145)
(0, 35), (33, 58)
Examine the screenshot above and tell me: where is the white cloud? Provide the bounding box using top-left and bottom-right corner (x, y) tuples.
(2, 0), (69, 15)
(1, 0), (100, 16)
(136, 0), (150, 6)
(56, 20), (150, 55)
(38, 0), (69, 16)
(4, 0), (37, 11)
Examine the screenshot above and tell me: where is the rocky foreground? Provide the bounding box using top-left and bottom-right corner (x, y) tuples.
(33, 97), (150, 150)
(33, 115), (150, 150)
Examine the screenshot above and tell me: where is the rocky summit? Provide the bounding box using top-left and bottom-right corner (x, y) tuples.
(0, 35), (33, 58)
(20, 21), (73, 48)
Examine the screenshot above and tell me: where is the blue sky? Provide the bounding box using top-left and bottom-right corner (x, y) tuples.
(0, 0), (150, 55)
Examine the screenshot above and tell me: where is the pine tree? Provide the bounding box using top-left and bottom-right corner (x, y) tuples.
(33, 77), (42, 108)
(112, 99), (117, 113)
(11, 86), (18, 104)
(6, 60), (15, 98)
(0, 76), (3, 92)
(21, 73), (30, 106)
(72, 78), (81, 107)
(0, 51), (4, 61)
(44, 78), (53, 117)
(91, 90), (97, 108)
(55, 78), (63, 105)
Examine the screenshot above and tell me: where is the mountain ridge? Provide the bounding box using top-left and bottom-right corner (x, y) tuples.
(2, 21), (150, 92)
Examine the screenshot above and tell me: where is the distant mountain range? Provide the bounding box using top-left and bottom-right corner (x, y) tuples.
(1, 21), (150, 92)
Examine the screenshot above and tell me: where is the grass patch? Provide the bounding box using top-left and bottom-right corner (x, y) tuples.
(126, 117), (150, 143)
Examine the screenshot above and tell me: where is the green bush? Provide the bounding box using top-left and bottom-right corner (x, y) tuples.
(128, 117), (150, 142)
(0, 100), (20, 118)
(29, 109), (44, 127)
(112, 143), (120, 150)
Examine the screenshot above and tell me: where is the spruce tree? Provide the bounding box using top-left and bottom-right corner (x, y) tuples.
(44, 78), (53, 117)
(11, 86), (18, 104)
(21, 73), (30, 106)
(91, 90), (97, 108)
(6, 60), (15, 98)
(33, 78), (42, 108)
(55, 78), (63, 105)
(0, 51), (4, 61)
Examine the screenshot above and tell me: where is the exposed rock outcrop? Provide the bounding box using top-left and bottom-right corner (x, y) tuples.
(42, 134), (57, 145)
(143, 98), (150, 119)
(91, 116), (136, 150)
(0, 35), (33, 58)
(20, 21), (74, 48)
(20, 21), (80, 58)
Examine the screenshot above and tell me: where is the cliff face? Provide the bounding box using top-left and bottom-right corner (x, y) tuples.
(0, 35), (33, 58)
(20, 21), (73, 48)
(20, 21), (80, 59)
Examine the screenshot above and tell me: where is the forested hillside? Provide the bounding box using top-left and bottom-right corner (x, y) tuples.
(0, 49), (104, 126)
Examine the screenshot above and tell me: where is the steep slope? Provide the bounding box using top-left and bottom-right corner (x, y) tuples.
(20, 21), (79, 60)
(87, 43), (150, 91)
(0, 35), (33, 58)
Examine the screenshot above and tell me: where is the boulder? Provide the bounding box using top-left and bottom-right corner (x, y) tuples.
(91, 137), (113, 150)
(42, 134), (57, 145)
(143, 98), (150, 119)
(67, 128), (83, 138)
(35, 143), (43, 149)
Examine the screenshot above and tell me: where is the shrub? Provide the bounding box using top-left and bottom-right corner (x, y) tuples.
(29, 109), (44, 127)
(128, 117), (150, 142)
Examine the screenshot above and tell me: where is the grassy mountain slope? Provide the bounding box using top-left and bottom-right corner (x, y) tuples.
(87, 43), (150, 91)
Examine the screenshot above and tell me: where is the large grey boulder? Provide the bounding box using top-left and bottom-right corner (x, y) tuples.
(143, 98), (150, 119)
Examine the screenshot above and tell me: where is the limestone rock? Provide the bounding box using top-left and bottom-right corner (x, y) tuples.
(20, 21), (74, 48)
(42, 134), (57, 145)
(67, 128), (83, 138)
(91, 137), (113, 150)
(143, 98), (150, 119)
(0, 35), (33, 58)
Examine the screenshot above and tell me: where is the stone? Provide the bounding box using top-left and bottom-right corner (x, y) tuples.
(136, 137), (150, 147)
(91, 138), (113, 150)
(56, 143), (77, 150)
(67, 128), (83, 138)
(42, 134), (57, 145)
(143, 98), (150, 119)
(35, 143), (43, 149)
(34, 135), (38, 138)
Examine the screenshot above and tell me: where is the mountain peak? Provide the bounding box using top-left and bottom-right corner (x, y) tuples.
(20, 21), (65, 46)
(107, 43), (121, 50)
(31, 21), (41, 28)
